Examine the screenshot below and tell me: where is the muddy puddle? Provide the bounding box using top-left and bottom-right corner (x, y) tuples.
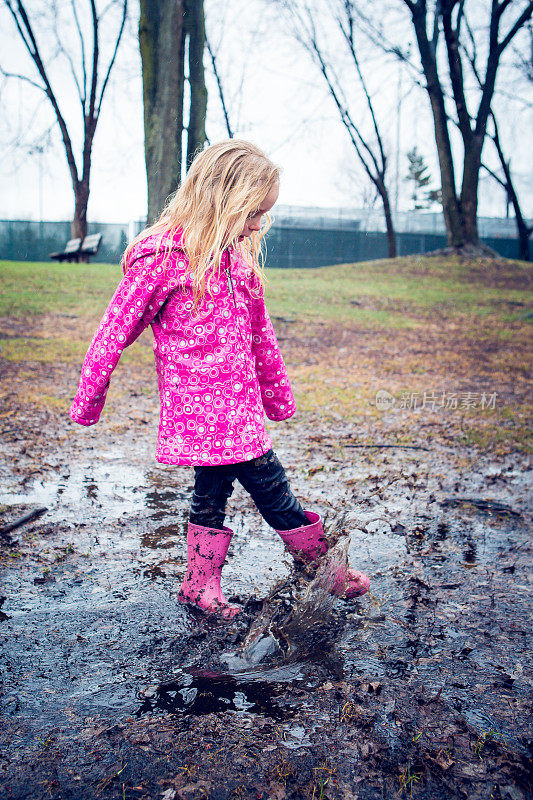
(1, 437), (532, 799)
(137, 671), (300, 721)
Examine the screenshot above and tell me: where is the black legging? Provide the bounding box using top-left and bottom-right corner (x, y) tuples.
(189, 449), (309, 531)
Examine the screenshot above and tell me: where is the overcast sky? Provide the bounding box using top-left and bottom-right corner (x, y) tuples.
(0, 0), (532, 225)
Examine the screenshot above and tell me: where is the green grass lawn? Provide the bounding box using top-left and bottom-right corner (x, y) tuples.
(1, 255), (531, 328)
(264, 258), (531, 326)
(0, 261), (124, 318)
(1, 255), (531, 455)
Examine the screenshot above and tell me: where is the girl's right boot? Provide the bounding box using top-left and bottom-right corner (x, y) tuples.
(177, 521), (241, 620)
(275, 511), (371, 598)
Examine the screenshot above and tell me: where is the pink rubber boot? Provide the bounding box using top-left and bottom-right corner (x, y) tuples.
(275, 511), (370, 599)
(177, 521), (241, 619)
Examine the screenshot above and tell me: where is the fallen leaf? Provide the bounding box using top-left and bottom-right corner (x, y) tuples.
(435, 752), (455, 771)
(177, 782), (211, 800)
(267, 782), (287, 800)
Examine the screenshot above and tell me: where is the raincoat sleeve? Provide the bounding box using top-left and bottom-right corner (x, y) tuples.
(69, 253), (173, 426)
(249, 275), (297, 422)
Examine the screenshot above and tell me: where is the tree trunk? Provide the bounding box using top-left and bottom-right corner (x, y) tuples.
(460, 136), (483, 247)
(515, 213), (532, 262)
(432, 106), (464, 248)
(376, 180), (396, 258)
(410, 9), (464, 248)
(139, 0), (186, 223)
(72, 184), (89, 239)
(71, 119), (97, 240)
(185, 0), (207, 169)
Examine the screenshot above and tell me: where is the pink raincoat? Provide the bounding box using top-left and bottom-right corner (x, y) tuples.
(69, 231), (296, 465)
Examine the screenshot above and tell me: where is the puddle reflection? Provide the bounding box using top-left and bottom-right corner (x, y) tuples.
(137, 671), (296, 720)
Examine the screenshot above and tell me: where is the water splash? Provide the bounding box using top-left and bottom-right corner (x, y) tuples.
(223, 516), (356, 673)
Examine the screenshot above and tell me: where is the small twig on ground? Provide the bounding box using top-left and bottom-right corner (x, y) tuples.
(311, 439), (430, 450)
(0, 507), (48, 538)
(343, 444), (430, 450)
(425, 686), (444, 704)
(440, 497), (521, 517)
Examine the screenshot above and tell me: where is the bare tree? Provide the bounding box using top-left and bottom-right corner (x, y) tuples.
(460, 19), (532, 261)
(399, 0), (533, 251)
(139, 0), (207, 223)
(2, 0), (128, 239)
(276, 0), (397, 257)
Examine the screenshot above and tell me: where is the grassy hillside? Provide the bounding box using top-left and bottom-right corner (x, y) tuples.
(0, 255), (531, 455)
(0, 255), (530, 325)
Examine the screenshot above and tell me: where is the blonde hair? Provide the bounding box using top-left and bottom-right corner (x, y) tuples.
(124, 139), (280, 307)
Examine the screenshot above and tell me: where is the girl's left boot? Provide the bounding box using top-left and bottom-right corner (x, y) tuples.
(274, 510), (370, 599)
(177, 521), (241, 619)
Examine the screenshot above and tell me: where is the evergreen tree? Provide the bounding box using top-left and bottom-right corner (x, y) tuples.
(405, 147), (440, 210)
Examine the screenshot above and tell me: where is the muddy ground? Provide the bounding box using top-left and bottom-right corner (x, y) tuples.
(1, 284), (532, 799)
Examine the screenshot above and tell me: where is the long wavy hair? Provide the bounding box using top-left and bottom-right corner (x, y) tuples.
(123, 139), (280, 307)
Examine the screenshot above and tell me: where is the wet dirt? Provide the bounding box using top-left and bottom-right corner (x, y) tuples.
(1, 413), (531, 800)
(0, 297), (532, 799)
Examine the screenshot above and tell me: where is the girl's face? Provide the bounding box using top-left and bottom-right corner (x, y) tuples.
(238, 182), (279, 241)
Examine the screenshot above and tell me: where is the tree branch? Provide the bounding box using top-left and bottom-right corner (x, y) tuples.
(338, 0), (387, 170)
(431, 1), (440, 53)
(498, 1), (533, 54)
(481, 161), (506, 189)
(496, 0), (513, 20)
(96, 0), (128, 118)
(3, 0), (79, 187)
(0, 65), (47, 93)
(299, 4), (383, 177)
(454, 0), (466, 36)
(349, 3), (424, 89)
(100, 0), (119, 19)
(442, 0), (472, 140)
(87, 0), (99, 127)
(487, 114), (533, 261)
(463, 12), (478, 71)
(70, 0), (87, 107)
(206, 33), (233, 138)
(51, 0), (84, 107)
(473, 0), (509, 137)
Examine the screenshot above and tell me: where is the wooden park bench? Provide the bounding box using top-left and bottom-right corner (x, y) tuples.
(50, 237), (82, 262)
(50, 232), (102, 263)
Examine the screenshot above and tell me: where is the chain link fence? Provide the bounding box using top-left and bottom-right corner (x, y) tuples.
(0, 207), (526, 266)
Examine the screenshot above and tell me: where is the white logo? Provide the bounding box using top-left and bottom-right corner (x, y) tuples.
(375, 389), (395, 411)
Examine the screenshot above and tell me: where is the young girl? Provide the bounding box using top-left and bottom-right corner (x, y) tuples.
(70, 140), (370, 619)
